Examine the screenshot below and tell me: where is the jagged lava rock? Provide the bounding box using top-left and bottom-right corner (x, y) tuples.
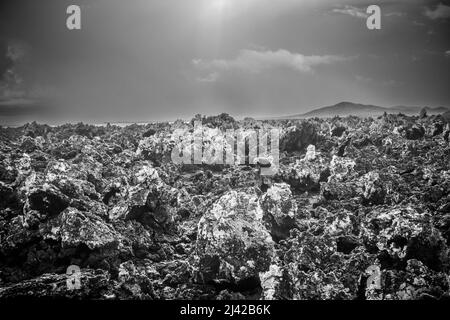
(196, 188), (276, 285)
(261, 183), (297, 241)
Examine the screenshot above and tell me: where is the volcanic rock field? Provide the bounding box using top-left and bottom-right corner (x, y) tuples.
(0, 112), (449, 300)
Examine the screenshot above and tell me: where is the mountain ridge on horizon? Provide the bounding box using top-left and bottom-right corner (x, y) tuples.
(270, 102), (450, 120)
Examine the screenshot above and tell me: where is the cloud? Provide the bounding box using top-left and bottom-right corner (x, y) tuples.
(355, 75), (373, 83)
(382, 79), (404, 87)
(412, 20), (426, 27)
(193, 49), (350, 81)
(445, 50), (450, 57)
(0, 40), (55, 121)
(197, 72), (219, 83)
(0, 41), (14, 82)
(0, 41), (29, 100)
(332, 5), (368, 19)
(424, 3), (450, 19)
(385, 12), (405, 17)
(355, 75), (404, 87)
(0, 98), (54, 117)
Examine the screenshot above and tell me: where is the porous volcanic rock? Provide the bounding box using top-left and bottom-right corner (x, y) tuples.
(0, 113), (449, 300)
(196, 188), (276, 285)
(261, 183), (297, 241)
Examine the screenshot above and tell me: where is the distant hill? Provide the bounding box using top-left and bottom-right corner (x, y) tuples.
(275, 102), (450, 119)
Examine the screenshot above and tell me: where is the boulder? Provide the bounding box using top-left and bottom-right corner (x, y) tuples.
(261, 183), (297, 241)
(196, 189), (276, 284)
(405, 125), (425, 140)
(60, 207), (119, 251)
(280, 123), (319, 153)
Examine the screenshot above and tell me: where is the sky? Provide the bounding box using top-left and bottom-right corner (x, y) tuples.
(0, 0), (449, 125)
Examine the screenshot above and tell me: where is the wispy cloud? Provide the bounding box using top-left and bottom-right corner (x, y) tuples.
(355, 75), (403, 87)
(354, 75), (373, 83)
(0, 41), (14, 83)
(424, 3), (450, 20)
(332, 5), (368, 19)
(412, 20), (426, 27)
(0, 98), (55, 117)
(445, 50), (450, 57)
(193, 49), (350, 82)
(385, 12), (405, 17)
(382, 79), (404, 87)
(197, 72), (219, 83)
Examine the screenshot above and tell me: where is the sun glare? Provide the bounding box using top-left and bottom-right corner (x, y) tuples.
(210, 0), (229, 13)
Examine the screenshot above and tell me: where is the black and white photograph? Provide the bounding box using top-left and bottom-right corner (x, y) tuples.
(0, 0), (449, 311)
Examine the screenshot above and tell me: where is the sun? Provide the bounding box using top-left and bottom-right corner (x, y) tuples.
(210, 0), (230, 13)
(200, 0), (235, 27)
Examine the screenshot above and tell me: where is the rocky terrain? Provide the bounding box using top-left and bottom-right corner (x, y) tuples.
(0, 111), (449, 300)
